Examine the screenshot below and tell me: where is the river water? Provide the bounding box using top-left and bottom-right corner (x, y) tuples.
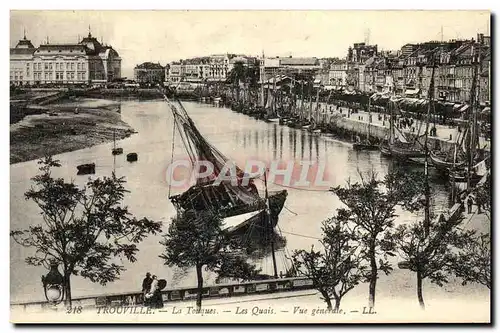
(10, 100), (452, 303)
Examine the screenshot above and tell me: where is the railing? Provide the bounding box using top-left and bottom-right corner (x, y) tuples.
(11, 276), (315, 312)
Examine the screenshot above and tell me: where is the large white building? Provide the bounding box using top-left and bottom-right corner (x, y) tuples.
(10, 31), (121, 86)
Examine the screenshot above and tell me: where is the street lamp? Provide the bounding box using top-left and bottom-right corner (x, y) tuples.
(41, 260), (65, 305)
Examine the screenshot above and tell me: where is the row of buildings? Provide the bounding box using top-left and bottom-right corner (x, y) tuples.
(340, 34), (491, 104)
(10, 30), (121, 86)
(159, 33), (490, 104)
(11, 30), (490, 105)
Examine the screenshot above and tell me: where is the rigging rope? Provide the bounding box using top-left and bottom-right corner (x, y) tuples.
(283, 205), (298, 216)
(262, 177), (331, 192)
(168, 120), (177, 198)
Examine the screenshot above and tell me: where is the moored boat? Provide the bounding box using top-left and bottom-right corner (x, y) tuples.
(353, 142), (379, 151)
(127, 153), (138, 162)
(77, 163), (95, 175)
(430, 150), (465, 170)
(161, 89), (288, 241)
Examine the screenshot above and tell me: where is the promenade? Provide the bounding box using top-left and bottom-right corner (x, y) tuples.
(324, 103), (490, 150)
(11, 287), (489, 323)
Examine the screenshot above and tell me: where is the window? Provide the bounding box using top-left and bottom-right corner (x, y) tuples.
(44, 63), (48, 70)
(77, 63), (80, 70)
(82, 63), (86, 70)
(71, 63), (74, 70)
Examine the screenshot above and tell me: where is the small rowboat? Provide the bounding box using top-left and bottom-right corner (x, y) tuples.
(127, 153), (138, 162)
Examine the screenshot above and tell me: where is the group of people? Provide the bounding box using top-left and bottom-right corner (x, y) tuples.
(141, 272), (166, 309)
(466, 195), (486, 215)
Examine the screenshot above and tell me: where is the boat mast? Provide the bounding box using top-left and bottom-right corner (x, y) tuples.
(308, 80), (313, 122)
(260, 51), (265, 108)
(263, 169), (278, 278)
(367, 94), (371, 142)
(272, 69), (277, 116)
(467, 42), (480, 191)
(315, 84), (320, 124)
(423, 55), (436, 238)
(300, 80), (304, 122)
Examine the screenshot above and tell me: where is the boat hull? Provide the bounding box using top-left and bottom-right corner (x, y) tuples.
(266, 118), (280, 123)
(353, 143), (379, 151)
(225, 189), (287, 234)
(77, 163), (95, 175)
(389, 144), (426, 159)
(379, 145), (392, 156)
(430, 151), (465, 171)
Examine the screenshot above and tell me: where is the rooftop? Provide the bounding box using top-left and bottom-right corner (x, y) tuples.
(135, 62), (164, 69)
(280, 57), (319, 66)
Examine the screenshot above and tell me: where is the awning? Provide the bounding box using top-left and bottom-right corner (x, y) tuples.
(405, 89), (420, 95)
(459, 104), (470, 112)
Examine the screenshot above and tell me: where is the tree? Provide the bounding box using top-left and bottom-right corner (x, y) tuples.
(159, 209), (259, 309)
(330, 169), (425, 309)
(10, 156), (162, 306)
(292, 216), (365, 311)
(453, 232), (491, 289)
(387, 213), (473, 309)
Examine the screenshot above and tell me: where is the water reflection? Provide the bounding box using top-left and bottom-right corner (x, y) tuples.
(10, 100), (451, 302)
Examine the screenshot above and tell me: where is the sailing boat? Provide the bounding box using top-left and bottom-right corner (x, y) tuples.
(111, 129), (123, 155)
(161, 89), (288, 236)
(429, 129), (467, 171)
(309, 84), (322, 133)
(447, 43), (490, 189)
(433, 44), (485, 185)
(353, 94), (378, 150)
(265, 72), (280, 122)
(387, 72), (429, 161)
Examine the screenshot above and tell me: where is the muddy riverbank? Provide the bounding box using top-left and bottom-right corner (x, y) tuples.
(10, 98), (135, 164)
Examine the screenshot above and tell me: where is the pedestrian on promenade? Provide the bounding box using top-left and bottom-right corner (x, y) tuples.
(142, 272), (153, 294)
(467, 196), (474, 214)
(145, 279), (167, 309)
(476, 196), (483, 214)
(150, 275), (158, 292)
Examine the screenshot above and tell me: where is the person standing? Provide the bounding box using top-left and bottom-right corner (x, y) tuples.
(467, 196), (474, 214)
(142, 272), (153, 294)
(145, 279), (167, 309)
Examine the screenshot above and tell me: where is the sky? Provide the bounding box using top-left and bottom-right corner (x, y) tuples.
(10, 10), (490, 78)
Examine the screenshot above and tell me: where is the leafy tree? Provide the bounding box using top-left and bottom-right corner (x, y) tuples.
(10, 156), (162, 306)
(387, 213), (472, 309)
(330, 169), (425, 309)
(453, 232), (491, 289)
(159, 209), (259, 309)
(292, 216), (365, 311)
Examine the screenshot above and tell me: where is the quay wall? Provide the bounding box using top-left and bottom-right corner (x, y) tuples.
(328, 114), (457, 152)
